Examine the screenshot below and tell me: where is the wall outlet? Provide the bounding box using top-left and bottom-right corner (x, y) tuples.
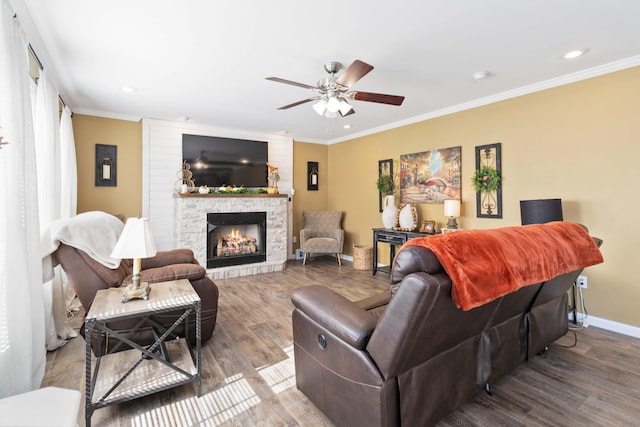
(292, 236), (297, 243)
(577, 275), (588, 289)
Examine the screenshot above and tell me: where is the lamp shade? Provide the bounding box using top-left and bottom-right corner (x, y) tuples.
(110, 217), (157, 259)
(444, 199), (461, 217)
(520, 199), (563, 225)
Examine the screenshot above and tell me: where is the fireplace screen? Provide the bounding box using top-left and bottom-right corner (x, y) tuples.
(207, 212), (266, 268)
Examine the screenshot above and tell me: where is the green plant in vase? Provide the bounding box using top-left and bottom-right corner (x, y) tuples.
(376, 174), (395, 196)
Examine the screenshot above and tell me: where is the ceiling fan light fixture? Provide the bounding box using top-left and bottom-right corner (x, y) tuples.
(338, 99), (353, 115)
(326, 96), (341, 113)
(324, 110), (338, 118)
(313, 99), (328, 116)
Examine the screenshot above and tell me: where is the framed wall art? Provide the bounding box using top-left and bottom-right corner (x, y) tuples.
(399, 146), (461, 204)
(474, 143), (502, 218)
(95, 144), (117, 187)
(307, 161), (318, 191)
(378, 159), (393, 212)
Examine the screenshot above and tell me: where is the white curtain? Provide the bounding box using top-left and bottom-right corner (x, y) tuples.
(35, 69), (75, 350)
(59, 106), (76, 220)
(59, 106), (80, 314)
(0, 1), (46, 398)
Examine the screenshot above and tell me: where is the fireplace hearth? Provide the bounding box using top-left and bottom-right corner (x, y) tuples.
(207, 212), (266, 268)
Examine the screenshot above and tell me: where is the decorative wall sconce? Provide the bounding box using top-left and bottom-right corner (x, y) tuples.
(95, 144), (117, 186)
(307, 161), (318, 191)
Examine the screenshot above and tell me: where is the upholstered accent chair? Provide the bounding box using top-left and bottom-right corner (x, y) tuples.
(300, 211), (344, 266)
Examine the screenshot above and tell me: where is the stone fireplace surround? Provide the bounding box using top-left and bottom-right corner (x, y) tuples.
(174, 193), (288, 280)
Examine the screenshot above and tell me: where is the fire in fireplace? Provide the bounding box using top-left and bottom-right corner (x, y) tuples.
(207, 212), (266, 268)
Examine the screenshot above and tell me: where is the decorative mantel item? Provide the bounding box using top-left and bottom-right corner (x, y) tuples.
(175, 160), (195, 193)
(267, 163), (280, 193)
(473, 143), (502, 218)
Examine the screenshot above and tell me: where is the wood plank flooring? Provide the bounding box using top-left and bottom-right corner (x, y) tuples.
(42, 256), (640, 426)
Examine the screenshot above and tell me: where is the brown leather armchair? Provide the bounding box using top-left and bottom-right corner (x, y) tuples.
(53, 243), (218, 356)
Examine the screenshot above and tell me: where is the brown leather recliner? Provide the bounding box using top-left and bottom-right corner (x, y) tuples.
(291, 225), (602, 426)
(53, 243), (218, 356)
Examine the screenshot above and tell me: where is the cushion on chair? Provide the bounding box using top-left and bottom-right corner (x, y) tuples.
(303, 237), (340, 252)
(303, 211), (342, 231)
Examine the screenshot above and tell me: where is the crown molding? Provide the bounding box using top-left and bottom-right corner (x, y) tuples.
(327, 55), (640, 145)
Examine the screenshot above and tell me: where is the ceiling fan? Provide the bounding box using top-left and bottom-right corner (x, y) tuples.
(266, 60), (405, 118)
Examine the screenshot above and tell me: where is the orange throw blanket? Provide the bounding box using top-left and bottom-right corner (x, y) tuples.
(400, 222), (603, 311)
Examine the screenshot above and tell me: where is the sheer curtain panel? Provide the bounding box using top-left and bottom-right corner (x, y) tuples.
(59, 105), (76, 220)
(34, 69), (72, 350)
(0, 1), (46, 398)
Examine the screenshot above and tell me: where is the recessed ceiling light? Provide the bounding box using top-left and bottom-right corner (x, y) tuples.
(563, 49), (589, 59)
(343, 124), (352, 129)
(472, 71), (490, 80)
(120, 86), (136, 93)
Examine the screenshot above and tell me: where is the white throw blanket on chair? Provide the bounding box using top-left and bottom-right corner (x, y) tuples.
(40, 211), (125, 350)
(41, 211), (124, 282)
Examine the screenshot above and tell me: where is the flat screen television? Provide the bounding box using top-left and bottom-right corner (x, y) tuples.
(182, 134), (268, 188)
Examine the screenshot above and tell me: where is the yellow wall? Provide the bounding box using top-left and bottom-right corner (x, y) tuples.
(73, 114), (142, 219)
(72, 66), (640, 328)
(327, 66), (640, 327)
(292, 141), (329, 248)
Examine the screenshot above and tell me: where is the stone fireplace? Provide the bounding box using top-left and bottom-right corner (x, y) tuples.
(174, 193), (288, 280)
(207, 212), (267, 268)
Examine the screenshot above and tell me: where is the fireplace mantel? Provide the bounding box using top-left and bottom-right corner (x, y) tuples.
(174, 194), (288, 279)
(178, 193), (288, 199)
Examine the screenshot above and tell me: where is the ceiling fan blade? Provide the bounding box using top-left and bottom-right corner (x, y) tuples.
(336, 60), (374, 88)
(266, 77), (317, 90)
(351, 91), (405, 106)
(277, 98), (318, 110)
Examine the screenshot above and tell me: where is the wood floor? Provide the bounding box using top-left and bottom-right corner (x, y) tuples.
(43, 257), (640, 427)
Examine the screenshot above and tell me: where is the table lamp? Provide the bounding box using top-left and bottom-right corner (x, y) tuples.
(444, 199), (461, 229)
(110, 217), (157, 302)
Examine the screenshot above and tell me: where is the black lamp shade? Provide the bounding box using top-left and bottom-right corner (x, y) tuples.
(520, 199), (563, 225)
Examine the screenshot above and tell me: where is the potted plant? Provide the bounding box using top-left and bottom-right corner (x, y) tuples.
(376, 174), (397, 228)
(376, 174), (394, 196)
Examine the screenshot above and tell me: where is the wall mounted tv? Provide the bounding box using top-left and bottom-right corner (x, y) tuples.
(182, 134), (268, 188)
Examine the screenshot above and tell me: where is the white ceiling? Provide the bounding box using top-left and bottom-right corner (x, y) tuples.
(13, 0), (640, 143)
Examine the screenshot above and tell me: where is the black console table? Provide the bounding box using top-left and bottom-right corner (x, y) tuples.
(372, 228), (430, 275)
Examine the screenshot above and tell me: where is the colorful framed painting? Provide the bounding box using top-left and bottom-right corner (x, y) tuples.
(399, 146), (461, 204)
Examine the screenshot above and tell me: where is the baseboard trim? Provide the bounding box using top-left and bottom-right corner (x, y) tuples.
(575, 315), (640, 339)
